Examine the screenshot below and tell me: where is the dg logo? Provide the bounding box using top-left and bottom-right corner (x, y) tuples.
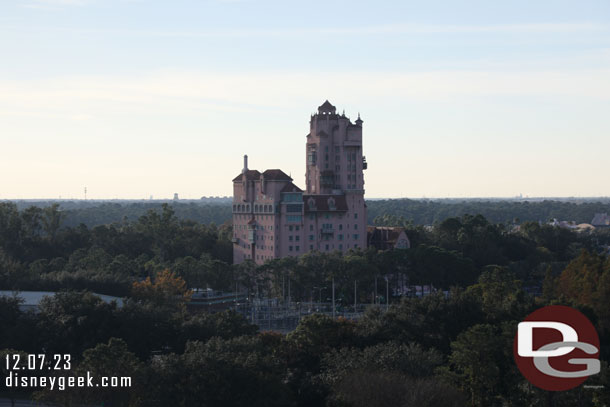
(513, 305), (601, 391)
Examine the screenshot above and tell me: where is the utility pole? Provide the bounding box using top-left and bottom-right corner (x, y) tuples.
(374, 276), (378, 305)
(385, 277), (389, 310)
(332, 277), (335, 318)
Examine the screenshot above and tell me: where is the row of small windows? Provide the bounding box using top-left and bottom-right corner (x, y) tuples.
(233, 204), (275, 213)
(310, 243), (358, 251)
(235, 224), (274, 231)
(282, 193), (303, 202)
(311, 233), (359, 241)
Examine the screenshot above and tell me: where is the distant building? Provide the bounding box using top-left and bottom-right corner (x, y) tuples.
(232, 101), (368, 265)
(367, 226), (411, 250)
(0, 291), (123, 312)
(173, 193), (179, 200)
(591, 213), (610, 228)
(549, 218), (595, 232)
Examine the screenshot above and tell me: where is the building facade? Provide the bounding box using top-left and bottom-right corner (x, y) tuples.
(367, 227), (411, 251)
(232, 101), (368, 264)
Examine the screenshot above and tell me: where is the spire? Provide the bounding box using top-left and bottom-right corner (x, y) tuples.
(355, 112), (363, 126)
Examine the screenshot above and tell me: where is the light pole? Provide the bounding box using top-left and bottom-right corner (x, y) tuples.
(313, 286), (326, 304)
(385, 276), (389, 310)
(374, 276), (378, 305)
(332, 277), (335, 318)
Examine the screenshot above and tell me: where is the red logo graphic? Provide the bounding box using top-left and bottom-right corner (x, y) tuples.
(513, 305), (600, 391)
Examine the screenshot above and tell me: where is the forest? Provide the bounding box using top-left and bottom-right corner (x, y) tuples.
(1, 201), (609, 406)
(9, 197), (610, 228)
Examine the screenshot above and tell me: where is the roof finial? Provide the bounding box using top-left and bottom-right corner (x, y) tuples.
(355, 113), (363, 126)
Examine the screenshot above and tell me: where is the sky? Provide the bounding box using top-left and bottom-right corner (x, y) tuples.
(0, 0), (609, 199)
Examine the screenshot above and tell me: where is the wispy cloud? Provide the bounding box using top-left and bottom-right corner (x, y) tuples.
(132, 22), (610, 38)
(1, 69), (609, 121)
(20, 0), (93, 9)
(5, 20), (606, 36)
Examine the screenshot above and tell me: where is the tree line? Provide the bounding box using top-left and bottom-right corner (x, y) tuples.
(6, 198), (610, 230)
(1, 254), (609, 406)
(1, 201), (610, 405)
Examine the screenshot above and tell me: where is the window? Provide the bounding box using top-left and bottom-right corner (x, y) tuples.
(289, 246), (293, 251)
(309, 235), (314, 241)
(339, 244), (343, 250)
(353, 234), (359, 240)
(310, 245), (314, 250)
(295, 226), (300, 231)
(339, 224), (343, 230)
(296, 236), (300, 241)
(289, 225), (293, 231)
(309, 225), (313, 231)
(289, 236), (293, 241)
(325, 244), (329, 251)
(354, 213), (358, 219)
(338, 234), (343, 240)
(287, 215), (302, 222)
(287, 204), (302, 212)
(296, 246), (300, 251)
(354, 224), (358, 230)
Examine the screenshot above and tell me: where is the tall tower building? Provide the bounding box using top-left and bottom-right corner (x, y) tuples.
(232, 100), (368, 265)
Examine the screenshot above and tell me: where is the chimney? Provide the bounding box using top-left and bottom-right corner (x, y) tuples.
(242, 154), (248, 174)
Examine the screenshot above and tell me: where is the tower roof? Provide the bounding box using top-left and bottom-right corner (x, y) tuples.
(232, 169), (261, 182)
(262, 169), (292, 181)
(318, 100), (336, 114)
(280, 182), (303, 193)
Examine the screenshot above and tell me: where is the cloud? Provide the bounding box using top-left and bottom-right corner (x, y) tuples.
(6, 19), (606, 37)
(111, 22), (605, 39)
(20, 0), (93, 9)
(0, 69), (609, 121)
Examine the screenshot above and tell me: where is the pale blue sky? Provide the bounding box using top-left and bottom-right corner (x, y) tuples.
(1, 0), (609, 199)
